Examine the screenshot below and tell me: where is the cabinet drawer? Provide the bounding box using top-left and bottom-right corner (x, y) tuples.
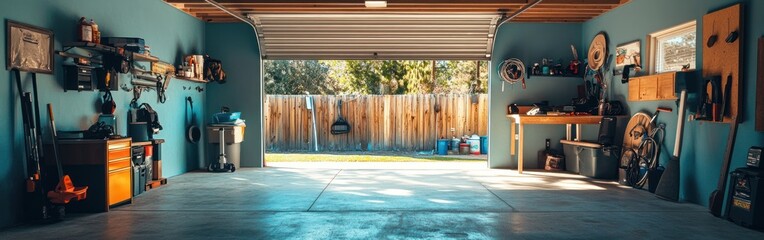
(108, 158), (131, 172)
(108, 167), (132, 206)
(108, 148), (131, 160)
(108, 141), (131, 150)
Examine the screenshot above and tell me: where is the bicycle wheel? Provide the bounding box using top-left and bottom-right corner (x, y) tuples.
(634, 137), (658, 188)
(622, 149), (641, 186)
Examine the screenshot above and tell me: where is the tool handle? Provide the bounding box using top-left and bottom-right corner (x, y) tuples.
(47, 104), (55, 121)
(656, 107), (672, 112)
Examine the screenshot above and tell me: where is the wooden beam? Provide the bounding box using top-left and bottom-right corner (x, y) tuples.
(166, 0), (628, 23)
(165, 0), (624, 4)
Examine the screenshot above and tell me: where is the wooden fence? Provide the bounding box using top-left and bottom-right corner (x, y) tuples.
(265, 94), (488, 152)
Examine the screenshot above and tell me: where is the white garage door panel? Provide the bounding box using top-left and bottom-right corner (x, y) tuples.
(249, 13), (500, 60)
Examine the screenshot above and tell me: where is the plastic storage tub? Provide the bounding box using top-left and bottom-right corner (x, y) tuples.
(561, 140), (618, 179)
(563, 143), (579, 173)
(212, 112), (241, 124)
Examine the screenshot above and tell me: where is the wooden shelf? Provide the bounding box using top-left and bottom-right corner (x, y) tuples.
(695, 119), (735, 124)
(529, 74), (582, 78)
(64, 42), (165, 64)
(132, 52), (159, 62)
(174, 75), (208, 83)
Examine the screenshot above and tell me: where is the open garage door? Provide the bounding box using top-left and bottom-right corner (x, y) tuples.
(248, 13), (501, 60)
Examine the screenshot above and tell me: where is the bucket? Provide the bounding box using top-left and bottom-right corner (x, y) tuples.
(459, 143), (470, 155)
(451, 138), (461, 152)
(436, 139), (449, 155)
(480, 136), (488, 154)
(469, 135), (481, 155)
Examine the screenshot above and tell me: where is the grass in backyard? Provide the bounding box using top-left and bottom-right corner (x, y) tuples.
(265, 152), (485, 162)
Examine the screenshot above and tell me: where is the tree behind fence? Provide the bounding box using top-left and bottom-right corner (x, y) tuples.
(265, 94), (488, 152)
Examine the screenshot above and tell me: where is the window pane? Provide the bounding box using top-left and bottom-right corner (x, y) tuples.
(657, 30), (696, 73)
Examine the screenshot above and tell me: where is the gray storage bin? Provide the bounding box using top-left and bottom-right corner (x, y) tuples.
(561, 140), (618, 179)
(563, 143), (579, 173)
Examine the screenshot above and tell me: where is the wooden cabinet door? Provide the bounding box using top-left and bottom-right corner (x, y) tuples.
(628, 77), (640, 101)
(639, 75), (658, 100)
(657, 73), (677, 100)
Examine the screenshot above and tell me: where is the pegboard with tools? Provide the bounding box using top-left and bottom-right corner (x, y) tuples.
(702, 3), (742, 123)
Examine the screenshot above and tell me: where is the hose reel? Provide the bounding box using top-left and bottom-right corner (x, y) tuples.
(498, 58), (526, 91)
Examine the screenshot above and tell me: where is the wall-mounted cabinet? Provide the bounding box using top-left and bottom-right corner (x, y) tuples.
(627, 71), (693, 101)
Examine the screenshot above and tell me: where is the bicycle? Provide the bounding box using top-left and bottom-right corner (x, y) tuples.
(620, 108), (670, 189)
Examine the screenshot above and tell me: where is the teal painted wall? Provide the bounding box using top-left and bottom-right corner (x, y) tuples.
(204, 23), (264, 167)
(488, 23), (585, 168)
(0, 0), (206, 228)
(582, 0), (764, 205)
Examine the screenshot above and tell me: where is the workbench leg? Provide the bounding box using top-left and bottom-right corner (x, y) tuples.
(518, 123), (524, 174)
(510, 122), (516, 155)
(566, 124), (572, 141)
(575, 124), (582, 141)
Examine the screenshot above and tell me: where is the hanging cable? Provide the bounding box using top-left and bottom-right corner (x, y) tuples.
(498, 58), (526, 91)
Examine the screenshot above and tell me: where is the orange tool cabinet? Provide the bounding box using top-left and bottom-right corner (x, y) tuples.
(54, 138), (133, 212)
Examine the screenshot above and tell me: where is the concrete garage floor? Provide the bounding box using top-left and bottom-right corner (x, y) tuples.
(2, 162), (763, 239)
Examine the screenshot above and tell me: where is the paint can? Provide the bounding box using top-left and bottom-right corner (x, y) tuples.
(451, 138), (461, 153)
(459, 143), (470, 155)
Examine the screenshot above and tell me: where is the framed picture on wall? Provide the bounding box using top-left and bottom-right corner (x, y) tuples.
(614, 40), (641, 75)
(6, 20), (54, 74)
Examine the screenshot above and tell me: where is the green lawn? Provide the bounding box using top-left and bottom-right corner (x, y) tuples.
(265, 152), (485, 162)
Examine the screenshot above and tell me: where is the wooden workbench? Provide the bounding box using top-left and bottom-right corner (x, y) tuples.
(506, 114), (607, 174)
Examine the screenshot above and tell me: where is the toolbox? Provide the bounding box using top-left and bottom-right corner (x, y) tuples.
(64, 65), (95, 91)
(726, 167), (764, 229)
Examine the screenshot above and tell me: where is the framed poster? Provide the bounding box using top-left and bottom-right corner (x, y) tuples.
(6, 20), (54, 74)
(614, 40), (641, 75)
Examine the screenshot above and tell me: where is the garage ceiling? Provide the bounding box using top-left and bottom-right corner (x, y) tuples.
(165, 0), (630, 60)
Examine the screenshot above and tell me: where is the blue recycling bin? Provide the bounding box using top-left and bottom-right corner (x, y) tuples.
(437, 139), (450, 155)
(480, 136), (488, 154)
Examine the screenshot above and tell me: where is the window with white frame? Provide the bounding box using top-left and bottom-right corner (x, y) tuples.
(648, 21), (697, 74)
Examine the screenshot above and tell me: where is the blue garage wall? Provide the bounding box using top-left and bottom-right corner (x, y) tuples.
(582, 0), (764, 205)
(488, 23), (583, 168)
(0, 0), (206, 228)
(204, 23), (264, 167)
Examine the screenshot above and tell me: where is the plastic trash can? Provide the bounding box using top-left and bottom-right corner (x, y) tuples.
(437, 139), (449, 155)
(480, 136), (488, 154)
(208, 126), (244, 169)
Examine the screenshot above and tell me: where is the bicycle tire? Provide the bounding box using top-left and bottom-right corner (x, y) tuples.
(634, 137), (658, 188)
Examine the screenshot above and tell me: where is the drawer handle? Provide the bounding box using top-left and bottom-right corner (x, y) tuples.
(108, 157), (131, 163)
(109, 167), (131, 174)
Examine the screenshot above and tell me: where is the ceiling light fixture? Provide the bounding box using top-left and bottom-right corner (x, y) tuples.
(365, 1), (387, 8)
